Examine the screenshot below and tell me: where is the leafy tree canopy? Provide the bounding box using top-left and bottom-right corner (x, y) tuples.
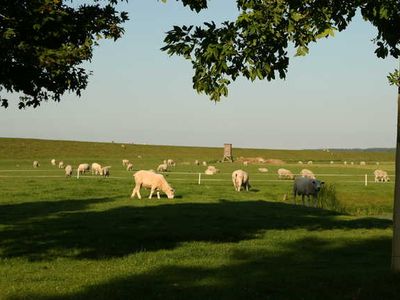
(0, 0), (128, 108)
(163, 0), (400, 100)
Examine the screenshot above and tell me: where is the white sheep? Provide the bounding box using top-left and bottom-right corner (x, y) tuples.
(300, 169), (316, 179)
(202, 161), (207, 166)
(307, 161), (313, 165)
(232, 170), (250, 192)
(277, 168), (294, 180)
(194, 160), (200, 165)
(91, 163), (103, 175)
(65, 165), (73, 177)
(374, 169), (390, 182)
(33, 161), (40, 168)
(101, 166), (111, 177)
(58, 161), (65, 169)
(157, 163), (168, 172)
(243, 161), (249, 166)
(205, 165), (219, 175)
(167, 159), (176, 167)
(360, 161), (366, 166)
(77, 163), (90, 178)
(51, 159), (56, 166)
(258, 167), (268, 173)
(126, 163), (134, 171)
(131, 170), (174, 199)
(122, 159), (130, 166)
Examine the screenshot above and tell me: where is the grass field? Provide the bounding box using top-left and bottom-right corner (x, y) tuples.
(0, 138), (399, 299)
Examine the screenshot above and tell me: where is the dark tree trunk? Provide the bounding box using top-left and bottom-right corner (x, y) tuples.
(392, 85), (400, 272)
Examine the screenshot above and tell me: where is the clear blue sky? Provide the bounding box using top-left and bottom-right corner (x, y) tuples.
(1, 1), (398, 149)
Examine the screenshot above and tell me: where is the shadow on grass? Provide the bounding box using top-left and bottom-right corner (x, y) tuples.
(11, 236), (400, 300)
(0, 198), (392, 261)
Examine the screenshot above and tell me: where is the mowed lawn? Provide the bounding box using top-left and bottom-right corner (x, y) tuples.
(0, 138), (399, 299)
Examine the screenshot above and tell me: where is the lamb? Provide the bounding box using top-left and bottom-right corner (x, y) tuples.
(126, 163), (134, 171)
(157, 163), (168, 172)
(51, 159), (56, 166)
(122, 159), (130, 166)
(77, 163), (90, 178)
(131, 170), (174, 199)
(374, 169), (390, 182)
(65, 165), (73, 177)
(232, 170), (250, 192)
(167, 159), (176, 167)
(58, 161), (65, 169)
(101, 166), (111, 177)
(300, 169), (316, 179)
(33, 161), (40, 168)
(277, 168), (294, 180)
(205, 165), (219, 175)
(91, 163), (103, 175)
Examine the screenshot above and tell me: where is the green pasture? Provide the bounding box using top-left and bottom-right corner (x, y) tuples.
(0, 138), (399, 299)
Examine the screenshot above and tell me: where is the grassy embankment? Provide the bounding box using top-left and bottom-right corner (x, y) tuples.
(0, 138), (398, 299)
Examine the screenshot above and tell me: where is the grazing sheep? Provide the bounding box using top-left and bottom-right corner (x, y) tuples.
(51, 159), (56, 166)
(205, 166), (219, 175)
(77, 163), (90, 178)
(298, 161), (303, 164)
(33, 161), (40, 168)
(65, 165), (73, 177)
(101, 166), (111, 177)
(300, 169), (316, 179)
(277, 168), (294, 180)
(167, 159), (176, 167)
(194, 160), (200, 165)
(122, 159), (130, 166)
(293, 177), (324, 207)
(131, 170), (174, 199)
(58, 161), (65, 169)
(157, 163), (168, 172)
(307, 161), (313, 165)
(126, 163), (134, 171)
(374, 169), (390, 182)
(258, 167), (268, 173)
(232, 170), (250, 192)
(243, 161), (249, 166)
(91, 163), (103, 175)
(360, 161), (366, 166)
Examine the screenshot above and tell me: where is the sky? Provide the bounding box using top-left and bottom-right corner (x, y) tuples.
(1, 1), (399, 149)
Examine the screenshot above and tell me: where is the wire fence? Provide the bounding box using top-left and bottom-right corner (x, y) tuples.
(0, 169), (395, 186)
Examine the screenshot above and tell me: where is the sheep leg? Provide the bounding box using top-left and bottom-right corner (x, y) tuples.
(157, 191), (160, 199)
(149, 188), (154, 199)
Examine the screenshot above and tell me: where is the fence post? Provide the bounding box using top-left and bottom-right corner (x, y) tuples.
(198, 173), (201, 185)
(365, 174), (368, 186)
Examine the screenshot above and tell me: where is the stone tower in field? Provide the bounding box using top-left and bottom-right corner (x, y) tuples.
(222, 143), (233, 162)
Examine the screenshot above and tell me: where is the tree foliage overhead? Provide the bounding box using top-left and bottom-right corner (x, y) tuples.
(0, 0), (128, 109)
(163, 0), (400, 101)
